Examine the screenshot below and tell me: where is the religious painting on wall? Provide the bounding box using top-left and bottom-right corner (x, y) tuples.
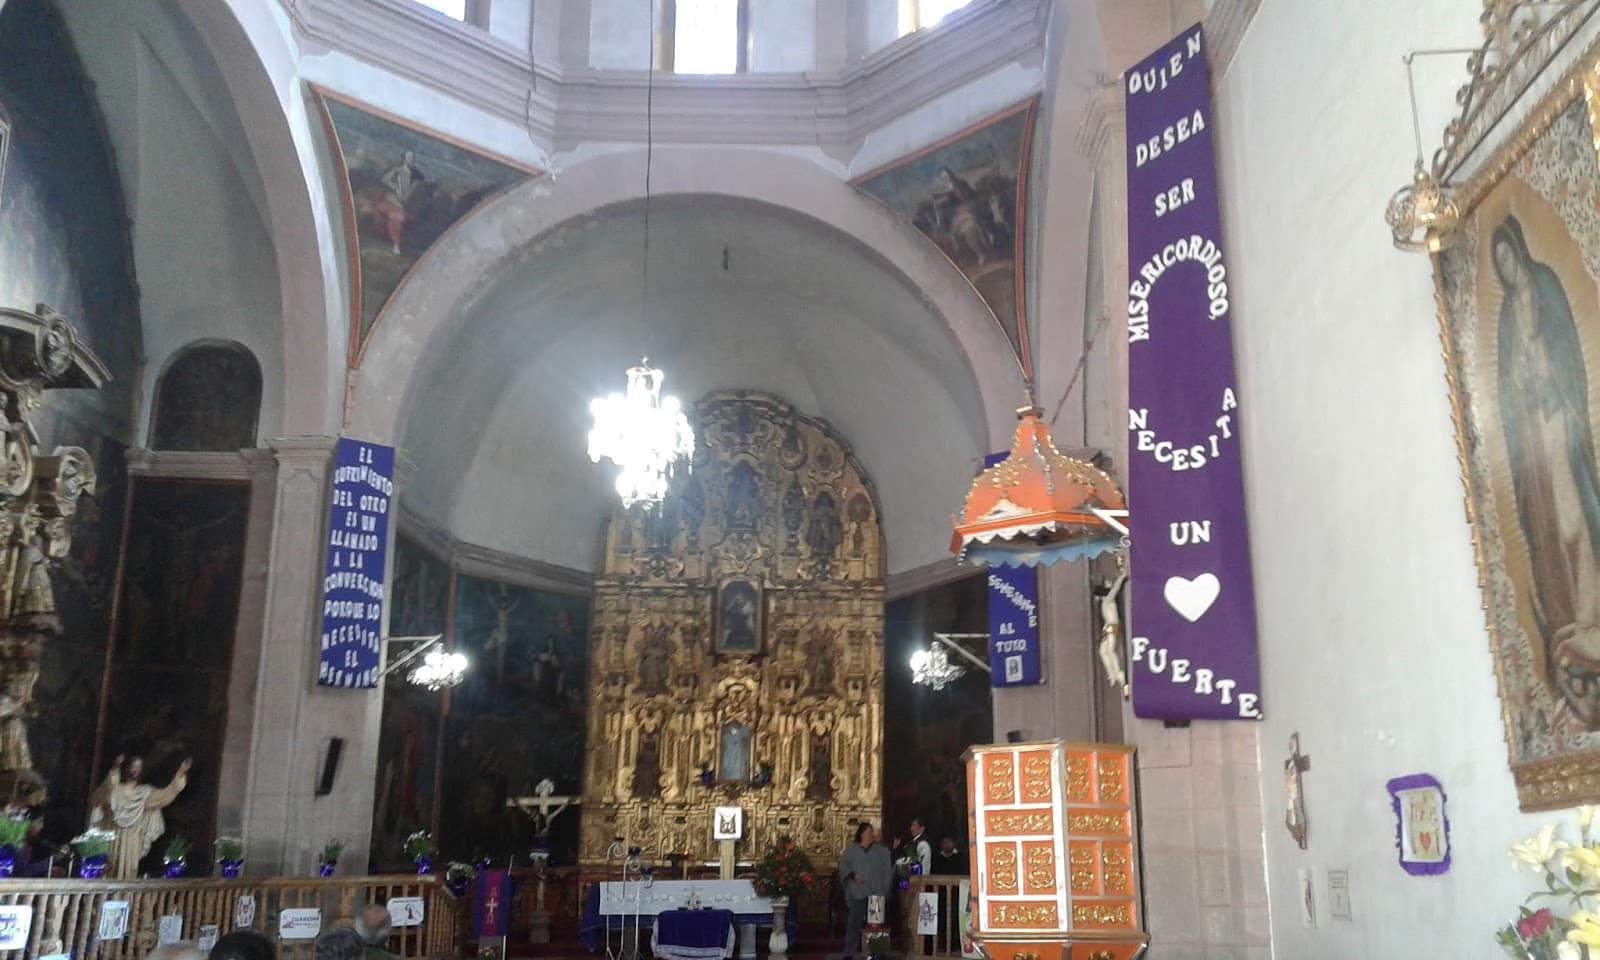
(853, 99), (1038, 376)
(150, 342), (262, 451)
(102, 478), (250, 874)
(1433, 34), (1600, 810)
(439, 573), (589, 863)
(313, 89), (537, 365)
(715, 578), (763, 654)
(371, 534), (449, 871)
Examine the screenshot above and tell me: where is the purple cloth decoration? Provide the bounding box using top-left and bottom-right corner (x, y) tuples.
(318, 438), (395, 689)
(1386, 774), (1451, 876)
(1124, 24), (1262, 721)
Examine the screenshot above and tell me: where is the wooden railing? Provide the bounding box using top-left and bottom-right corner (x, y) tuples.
(902, 876), (966, 960)
(0, 875), (460, 960)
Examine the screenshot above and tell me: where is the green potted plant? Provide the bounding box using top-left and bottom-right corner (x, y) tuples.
(0, 816), (30, 877)
(404, 830), (435, 875)
(162, 836), (191, 879)
(70, 828), (114, 878)
(215, 836), (245, 878)
(319, 840), (344, 877)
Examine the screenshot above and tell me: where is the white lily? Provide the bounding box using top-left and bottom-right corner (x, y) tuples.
(1559, 940), (1582, 960)
(1510, 823), (1568, 871)
(1582, 806), (1598, 840)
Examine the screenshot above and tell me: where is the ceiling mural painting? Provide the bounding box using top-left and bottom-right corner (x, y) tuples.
(312, 88), (539, 367)
(853, 98), (1039, 382)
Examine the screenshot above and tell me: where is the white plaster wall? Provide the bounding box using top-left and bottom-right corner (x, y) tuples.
(1214, 0), (1562, 953)
(862, 0), (901, 55)
(589, 0), (652, 69)
(749, 0), (815, 72)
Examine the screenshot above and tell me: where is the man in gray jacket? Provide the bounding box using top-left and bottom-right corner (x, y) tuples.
(837, 821), (893, 960)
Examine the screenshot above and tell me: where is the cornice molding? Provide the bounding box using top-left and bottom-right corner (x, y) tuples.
(285, 0), (1048, 150)
(1076, 81), (1124, 166)
(885, 557), (983, 601)
(125, 447), (276, 481)
(398, 503), (595, 597)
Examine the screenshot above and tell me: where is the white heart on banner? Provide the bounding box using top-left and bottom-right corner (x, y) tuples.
(1164, 573), (1221, 622)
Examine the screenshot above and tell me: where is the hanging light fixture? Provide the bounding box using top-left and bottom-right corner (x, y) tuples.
(588, 1), (694, 508)
(951, 404), (1127, 567)
(1384, 51), (1462, 253)
(589, 359), (695, 507)
(408, 648), (470, 691)
(909, 644), (965, 691)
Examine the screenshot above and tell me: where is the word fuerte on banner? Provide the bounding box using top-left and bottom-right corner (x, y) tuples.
(1124, 25), (1263, 721)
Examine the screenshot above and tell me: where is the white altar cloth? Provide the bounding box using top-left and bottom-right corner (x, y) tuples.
(597, 880), (773, 917)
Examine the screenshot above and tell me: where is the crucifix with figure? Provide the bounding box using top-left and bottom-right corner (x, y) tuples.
(507, 779), (581, 944)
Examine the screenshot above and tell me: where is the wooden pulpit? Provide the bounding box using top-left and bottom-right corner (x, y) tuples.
(965, 740), (1148, 960)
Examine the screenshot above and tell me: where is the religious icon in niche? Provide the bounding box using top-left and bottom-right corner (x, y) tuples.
(724, 461), (763, 533)
(719, 722), (751, 782)
(1432, 53), (1600, 808)
(715, 579), (762, 654)
(1386, 774), (1450, 876)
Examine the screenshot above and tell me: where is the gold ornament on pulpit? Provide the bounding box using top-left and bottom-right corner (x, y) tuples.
(0, 304), (108, 796)
(582, 391), (884, 872)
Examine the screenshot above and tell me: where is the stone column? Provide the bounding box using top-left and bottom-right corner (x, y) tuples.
(240, 436), (384, 875)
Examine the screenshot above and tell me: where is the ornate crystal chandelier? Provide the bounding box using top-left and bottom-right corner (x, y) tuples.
(588, 359), (695, 508)
(909, 643), (965, 691)
(407, 648), (469, 691)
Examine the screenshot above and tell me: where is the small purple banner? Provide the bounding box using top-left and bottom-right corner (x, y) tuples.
(987, 564), (1040, 687)
(475, 869), (511, 938)
(318, 437), (395, 689)
(1124, 26), (1261, 720)
(980, 451), (1042, 687)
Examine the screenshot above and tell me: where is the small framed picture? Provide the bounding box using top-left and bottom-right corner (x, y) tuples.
(715, 579), (763, 654)
(1386, 773), (1450, 876)
(713, 806), (743, 840)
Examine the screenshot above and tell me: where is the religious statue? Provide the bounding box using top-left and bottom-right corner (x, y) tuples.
(0, 305), (107, 799)
(724, 462), (763, 532)
(638, 624), (672, 695)
(1097, 567), (1128, 696)
(804, 627), (836, 695)
(89, 754), (191, 879)
(806, 491), (842, 559)
(1491, 214), (1600, 725)
(509, 778), (578, 852)
(1283, 735), (1309, 850)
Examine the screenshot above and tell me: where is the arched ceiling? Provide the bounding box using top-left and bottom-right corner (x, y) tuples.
(399, 195), (994, 576)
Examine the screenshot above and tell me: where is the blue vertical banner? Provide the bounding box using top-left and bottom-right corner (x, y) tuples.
(980, 452), (1041, 687)
(987, 564), (1041, 687)
(318, 437), (395, 689)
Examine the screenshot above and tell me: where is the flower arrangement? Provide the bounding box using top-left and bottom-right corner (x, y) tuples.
(752, 838), (815, 902)
(71, 828), (114, 879)
(1499, 806), (1600, 958)
(405, 830), (435, 875)
(445, 862), (476, 896)
(215, 835), (245, 878)
(319, 840), (344, 878)
(0, 817), (29, 877)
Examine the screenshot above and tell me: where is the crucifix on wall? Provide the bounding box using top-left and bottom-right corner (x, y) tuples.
(1284, 733), (1310, 850)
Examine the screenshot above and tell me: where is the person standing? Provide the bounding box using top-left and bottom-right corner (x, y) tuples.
(905, 818), (932, 876)
(838, 821), (891, 960)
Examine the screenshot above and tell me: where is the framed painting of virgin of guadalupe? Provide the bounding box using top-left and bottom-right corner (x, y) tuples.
(1433, 23), (1600, 811)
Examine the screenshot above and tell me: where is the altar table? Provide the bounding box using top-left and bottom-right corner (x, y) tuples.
(651, 909), (735, 960)
(579, 886), (797, 957)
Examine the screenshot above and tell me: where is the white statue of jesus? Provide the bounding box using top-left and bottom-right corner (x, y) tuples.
(90, 755), (190, 879)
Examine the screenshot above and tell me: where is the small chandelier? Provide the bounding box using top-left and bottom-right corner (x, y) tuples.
(1385, 51), (1461, 253)
(910, 644), (965, 691)
(588, 358), (695, 508)
(408, 648), (469, 691)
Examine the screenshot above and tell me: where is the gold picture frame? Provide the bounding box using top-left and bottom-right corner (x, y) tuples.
(1433, 26), (1600, 811)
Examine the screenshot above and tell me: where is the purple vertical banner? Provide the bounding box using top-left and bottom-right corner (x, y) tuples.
(318, 437), (395, 689)
(1124, 26), (1261, 720)
(475, 869), (511, 938)
(981, 451), (1042, 687)
(987, 564), (1041, 686)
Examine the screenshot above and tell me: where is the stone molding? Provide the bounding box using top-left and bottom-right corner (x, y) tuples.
(398, 502), (595, 597)
(284, 0), (1049, 149)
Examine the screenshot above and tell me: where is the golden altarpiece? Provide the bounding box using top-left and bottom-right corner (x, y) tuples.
(580, 391), (884, 870)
